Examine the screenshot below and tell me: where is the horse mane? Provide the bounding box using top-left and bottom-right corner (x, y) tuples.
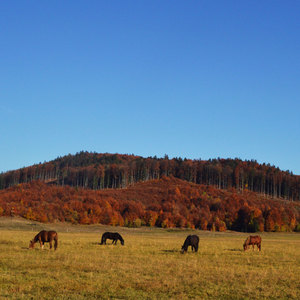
(244, 236), (250, 246)
(117, 233), (124, 242)
(182, 235), (191, 249)
(33, 233), (40, 243)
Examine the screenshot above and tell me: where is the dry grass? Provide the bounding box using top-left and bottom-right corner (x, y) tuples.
(0, 217), (299, 299)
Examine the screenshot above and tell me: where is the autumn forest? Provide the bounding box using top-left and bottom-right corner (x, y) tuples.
(0, 152), (299, 232)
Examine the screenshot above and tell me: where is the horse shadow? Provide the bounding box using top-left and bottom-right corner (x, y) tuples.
(24, 247), (51, 251)
(225, 248), (243, 252)
(161, 249), (178, 254)
(93, 242), (117, 246)
(93, 242), (120, 246)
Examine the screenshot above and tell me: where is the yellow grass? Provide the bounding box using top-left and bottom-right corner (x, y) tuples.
(0, 217), (299, 299)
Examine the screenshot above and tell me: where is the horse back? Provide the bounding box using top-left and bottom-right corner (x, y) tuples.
(48, 230), (58, 240)
(102, 232), (120, 239)
(184, 234), (199, 246)
(191, 235), (199, 244)
(102, 232), (112, 239)
(250, 235), (261, 244)
(38, 230), (57, 242)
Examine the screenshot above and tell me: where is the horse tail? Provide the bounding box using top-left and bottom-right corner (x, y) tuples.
(258, 236), (262, 251)
(54, 234), (58, 250)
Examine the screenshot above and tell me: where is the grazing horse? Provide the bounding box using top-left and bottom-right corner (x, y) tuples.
(29, 230), (58, 250)
(181, 235), (199, 253)
(100, 232), (124, 245)
(243, 235), (261, 251)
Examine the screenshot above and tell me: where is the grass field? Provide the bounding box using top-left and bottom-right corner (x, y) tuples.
(0, 217), (299, 299)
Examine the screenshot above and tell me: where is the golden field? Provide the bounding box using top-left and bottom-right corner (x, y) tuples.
(0, 217), (299, 299)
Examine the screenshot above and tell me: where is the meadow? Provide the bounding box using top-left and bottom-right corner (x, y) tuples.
(0, 217), (299, 299)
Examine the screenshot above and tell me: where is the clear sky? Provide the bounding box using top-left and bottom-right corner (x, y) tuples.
(1, 1), (299, 175)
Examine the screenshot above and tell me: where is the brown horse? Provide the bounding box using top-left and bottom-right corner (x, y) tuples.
(29, 230), (58, 250)
(243, 235), (261, 251)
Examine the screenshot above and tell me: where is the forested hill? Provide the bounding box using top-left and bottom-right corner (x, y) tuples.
(0, 177), (300, 232)
(0, 151), (299, 201)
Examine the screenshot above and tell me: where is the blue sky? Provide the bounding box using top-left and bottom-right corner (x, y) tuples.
(1, 1), (299, 174)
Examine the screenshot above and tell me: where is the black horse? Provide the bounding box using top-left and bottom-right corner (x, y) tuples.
(100, 232), (124, 245)
(181, 235), (199, 253)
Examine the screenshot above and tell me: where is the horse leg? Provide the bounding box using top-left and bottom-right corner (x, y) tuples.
(39, 238), (44, 249)
(49, 240), (52, 249)
(54, 237), (58, 250)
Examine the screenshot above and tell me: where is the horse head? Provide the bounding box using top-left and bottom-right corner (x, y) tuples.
(243, 237), (250, 251)
(29, 240), (35, 249)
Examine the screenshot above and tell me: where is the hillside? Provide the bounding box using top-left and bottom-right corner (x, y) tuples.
(0, 176), (299, 232)
(0, 151), (299, 201)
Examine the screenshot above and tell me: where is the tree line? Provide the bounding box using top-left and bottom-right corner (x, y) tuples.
(0, 151), (299, 201)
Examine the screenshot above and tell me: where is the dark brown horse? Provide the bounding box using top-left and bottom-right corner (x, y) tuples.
(29, 230), (58, 250)
(181, 235), (199, 253)
(243, 235), (261, 251)
(100, 232), (124, 245)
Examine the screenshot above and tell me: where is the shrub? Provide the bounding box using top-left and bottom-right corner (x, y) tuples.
(133, 218), (142, 228)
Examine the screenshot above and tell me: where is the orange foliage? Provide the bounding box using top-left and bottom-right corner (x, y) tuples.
(0, 177), (299, 232)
